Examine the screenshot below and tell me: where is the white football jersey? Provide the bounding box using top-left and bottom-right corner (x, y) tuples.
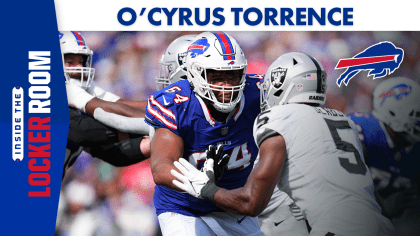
(253, 104), (395, 236)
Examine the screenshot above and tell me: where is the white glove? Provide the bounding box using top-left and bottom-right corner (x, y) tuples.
(66, 83), (94, 112)
(86, 82), (120, 102)
(170, 158), (212, 199)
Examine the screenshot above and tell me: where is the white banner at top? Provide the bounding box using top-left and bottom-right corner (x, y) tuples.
(54, 0), (418, 31)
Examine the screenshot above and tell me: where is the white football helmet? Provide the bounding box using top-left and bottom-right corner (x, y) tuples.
(261, 52), (327, 111)
(186, 32), (247, 113)
(156, 34), (197, 90)
(59, 31), (95, 88)
(372, 77), (420, 143)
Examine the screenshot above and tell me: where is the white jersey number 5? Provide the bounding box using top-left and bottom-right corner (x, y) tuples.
(324, 118), (367, 175)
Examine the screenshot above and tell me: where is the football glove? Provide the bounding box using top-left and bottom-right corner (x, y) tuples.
(171, 158), (221, 202)
(171, 158), (210, 199)
(205, 144), (229, 183)
(66, 83), (94, 112)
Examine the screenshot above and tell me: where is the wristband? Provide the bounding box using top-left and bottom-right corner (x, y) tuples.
(201, 171), (221, 202)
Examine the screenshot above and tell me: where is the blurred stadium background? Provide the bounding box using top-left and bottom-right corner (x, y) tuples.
(57, 31), (420, 236)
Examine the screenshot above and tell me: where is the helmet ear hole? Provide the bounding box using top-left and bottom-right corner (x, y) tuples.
(389, 111), (396, 117)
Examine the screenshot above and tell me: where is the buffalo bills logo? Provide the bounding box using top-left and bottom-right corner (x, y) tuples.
(335, 42), (404, 87)
(379, 83), (411, 106)
(228, 61), (235, 65)
(188, 38), (210, 58)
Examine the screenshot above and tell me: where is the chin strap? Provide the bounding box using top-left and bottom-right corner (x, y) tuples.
(279, 82), (295, 106)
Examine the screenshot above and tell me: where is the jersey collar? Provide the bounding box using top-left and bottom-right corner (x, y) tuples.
(195, 93), (245, 126)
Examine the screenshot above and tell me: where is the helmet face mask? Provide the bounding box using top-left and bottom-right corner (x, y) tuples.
(372, 77), (420, 144)
(60, 31), (95, 88)
(186, 32), (247, 113)
(261, 52), (327, 111)
(199, 68), (245, 110)
(156, 35), (197, 90)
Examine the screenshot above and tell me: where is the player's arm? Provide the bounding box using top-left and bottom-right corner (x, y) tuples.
(92, 108), (150, 135)
(66, 82), (145, 118)
(212, 134), (286, 216)
(150, 128), (185, 191)
(67, 109), (150, 165)
(117, 100), (148, 109)
(85, 82), (147, 114)
(85, 98), (145, 118)
(90, 136), (150, 167)
(172, 131), (286, 216)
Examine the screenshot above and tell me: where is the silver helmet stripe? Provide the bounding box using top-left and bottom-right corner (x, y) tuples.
(305, 53), (323, 94)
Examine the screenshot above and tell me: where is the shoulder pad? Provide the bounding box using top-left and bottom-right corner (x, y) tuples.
(348, 112), (371, 121)
(246, 73), (265, 91)
(348, 112), (376, 143)
(255, 126), (279, 147)
(145, 82), (192, 132)
(253, 108), (280, 147)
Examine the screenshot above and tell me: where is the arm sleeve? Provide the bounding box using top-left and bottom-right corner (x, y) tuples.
(93, 107), (150, 135)
(90, 137), (147, 167)
(68, 108), (119, 146)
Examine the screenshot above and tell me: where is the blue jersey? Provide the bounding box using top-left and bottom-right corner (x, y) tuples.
(145, 74), (263, 216)
(349, 113), (420, 199)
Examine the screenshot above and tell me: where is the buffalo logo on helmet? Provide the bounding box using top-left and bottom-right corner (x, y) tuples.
(379, 83), (412, 106)
(187, 38), (210, 58)
(271, 67), (287, 89)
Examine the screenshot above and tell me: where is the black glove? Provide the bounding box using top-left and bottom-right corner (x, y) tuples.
(205, 144), (229, 183)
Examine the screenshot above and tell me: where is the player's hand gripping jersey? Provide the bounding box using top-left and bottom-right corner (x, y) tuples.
(146, 75), (262, 216)
(254, 104), (395, 236)
(349, 113), (420, 199)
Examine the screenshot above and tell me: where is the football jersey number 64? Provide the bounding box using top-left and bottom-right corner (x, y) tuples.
(188, 142), (252, 171)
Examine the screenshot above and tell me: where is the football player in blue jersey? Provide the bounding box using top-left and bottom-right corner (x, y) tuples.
(60, 31), (151, 178)
(348, 77), (420, 235)
(172, 52), (396, 236)
(151, 33), (308, 236)
(64, 33), (199, 178)
(145, 31), (264, 235)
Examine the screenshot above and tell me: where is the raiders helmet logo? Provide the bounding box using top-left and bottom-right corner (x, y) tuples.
(271, 67), (287, 89)
(178, 52), (187, 66)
